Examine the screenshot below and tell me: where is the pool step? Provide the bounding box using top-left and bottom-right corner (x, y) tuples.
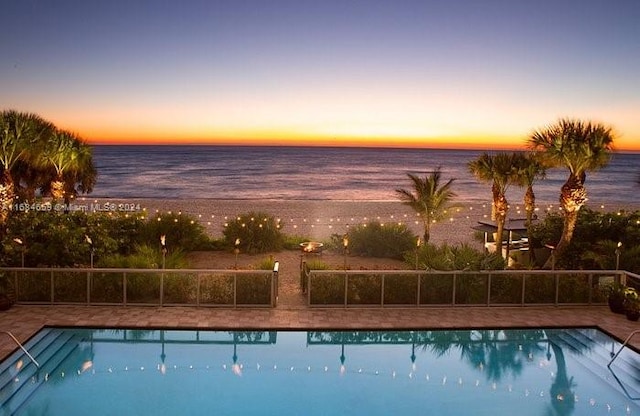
(551, 328), (640, 399)
(0, 328), (87, 414)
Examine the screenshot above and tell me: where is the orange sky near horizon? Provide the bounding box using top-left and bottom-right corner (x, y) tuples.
(64, 121), (639, 152)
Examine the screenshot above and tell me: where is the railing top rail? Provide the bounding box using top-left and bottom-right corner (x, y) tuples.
(624, 271), (640, 282)
(0, 267), (274, 275)
(308, 269), (626, 275)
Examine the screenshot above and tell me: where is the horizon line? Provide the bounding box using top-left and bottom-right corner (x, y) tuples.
(87, 142), (640, 154)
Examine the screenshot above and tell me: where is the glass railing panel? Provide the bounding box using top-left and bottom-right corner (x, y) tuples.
(558, 273), (590, 304)
(347, 274), (382, 306)
(383, 274), (419, 305)
(53, 270), (87, 303)
(125, 272), (161, 304)
(309, 273), (344, 306)
(236, 273), (272, 306)
(199, 273), (234, 305)
(455, 273), (488, 305)
(419, 273), (453, 305)
(90, 271), (124, 303)
(490, 273), (523, 305)
(523, 274), (555, 304)
(163, 272), (198, 305)
(15, 270), (50, 302)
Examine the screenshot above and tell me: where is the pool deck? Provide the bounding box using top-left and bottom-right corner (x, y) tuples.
(1, 304), (638, 360)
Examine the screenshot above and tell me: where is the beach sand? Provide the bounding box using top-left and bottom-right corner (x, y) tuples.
(72, 197), (639, 247)
(75, 198), (490, 246)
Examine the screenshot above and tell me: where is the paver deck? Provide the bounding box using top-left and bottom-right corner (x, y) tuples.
(1, 251), (638, 360)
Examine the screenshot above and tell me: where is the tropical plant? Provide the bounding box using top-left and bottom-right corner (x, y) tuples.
(512, 152), (546, 228)
(142, 212), (211, 252)
(222, 211), (284, 254)
(528, 118), (615, 264)
(255, 255), (277, 270)
(0, 110), (54, 225)
(528, 208), (640, 271)
(395, 167), (457, 243)
(98, 244), (188, 269)
(408, 242), (506, 271)
(38, 129), (95, 203)
(468, 152), (519, 258)
(599, 281), (627, 313)
(344, 221), (416, 260)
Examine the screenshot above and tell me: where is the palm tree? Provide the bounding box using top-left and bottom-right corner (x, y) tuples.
(513, 152), (546, 229)
(528, 119), (614, 261)
(40, 129), (95, 202)
(61, 141), (96, 205)
(0, 110), (54, 225)
(512, 153), (547, 264)
(395, 167), (457, 243)
(11, 159), (51, 202)
(468, 152), (519, 258)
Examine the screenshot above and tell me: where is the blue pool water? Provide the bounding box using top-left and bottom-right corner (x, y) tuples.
(1, 328), (640, 415)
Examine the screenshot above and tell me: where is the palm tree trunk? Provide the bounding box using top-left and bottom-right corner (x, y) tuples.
(0, 170), (15, 227)
(421, 209), (432, 244)
(51, 176), (65, 201)
(524, 186), (536, 264)
(494, 194), (509, 260)
(558, 174), (587, 252)
(422, 220), (431, 243)
(524, 186), (536, 227)
(543, 174), (586, 268)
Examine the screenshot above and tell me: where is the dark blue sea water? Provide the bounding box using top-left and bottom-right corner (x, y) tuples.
(91, 145), (640, 206)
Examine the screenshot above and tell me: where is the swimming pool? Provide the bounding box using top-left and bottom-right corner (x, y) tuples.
(1, 328), (639, 415)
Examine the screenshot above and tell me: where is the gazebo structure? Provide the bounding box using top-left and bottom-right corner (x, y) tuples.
(472, 218), (534, 266)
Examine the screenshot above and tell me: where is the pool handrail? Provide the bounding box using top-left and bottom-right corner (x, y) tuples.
(0, 331), (40, 368)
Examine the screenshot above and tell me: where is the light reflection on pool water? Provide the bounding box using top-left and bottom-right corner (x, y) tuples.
(1, 328), (639, 415)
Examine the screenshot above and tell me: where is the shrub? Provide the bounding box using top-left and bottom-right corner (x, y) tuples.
(1, 210), (133, 267)
(141, 212), (211, 251)
(255, 256), (277, 270)
(343, 221), (416, 260)
(408, 242), (505, 271)
(98, 244), (189, 269)
(222, 212), (284, 254)
(1, 208), (209, 268)
(283, 235), (311, 250)
(529, 208), (640, 271)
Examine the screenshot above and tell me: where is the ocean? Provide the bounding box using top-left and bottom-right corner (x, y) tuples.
(91, 145), (640, 207)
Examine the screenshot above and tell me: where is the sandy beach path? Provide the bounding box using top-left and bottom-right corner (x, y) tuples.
(187, 248), (407, 309)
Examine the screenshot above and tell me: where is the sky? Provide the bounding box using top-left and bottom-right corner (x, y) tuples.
(1, 0), (639, 150)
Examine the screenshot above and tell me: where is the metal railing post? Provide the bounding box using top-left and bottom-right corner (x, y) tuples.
(554, 273), (559, 306)
(588, 273), (593, 305)
(50, 270), (54, 304)
(233, 273), (237, 308)
(13, 270), (18, 302)
(416, 273), (421, 306)
(272, 261), (279, 307)
(196, 273), (201, 307)
(487, 273), (492, 306)
(381, 274), (385, 307)
(87, 270), (91, 305)
(160, 273), (164, 306)
(452, 274), (457, 305)
(123, 272), (127, 306)
(344, 273), (349, 307)
(521, 274), (526, 306)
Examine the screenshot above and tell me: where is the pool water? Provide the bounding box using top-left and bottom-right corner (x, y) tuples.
(1, 328), (639, 415)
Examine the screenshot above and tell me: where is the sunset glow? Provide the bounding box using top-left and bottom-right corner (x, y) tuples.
(2, 1), (639, 151)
